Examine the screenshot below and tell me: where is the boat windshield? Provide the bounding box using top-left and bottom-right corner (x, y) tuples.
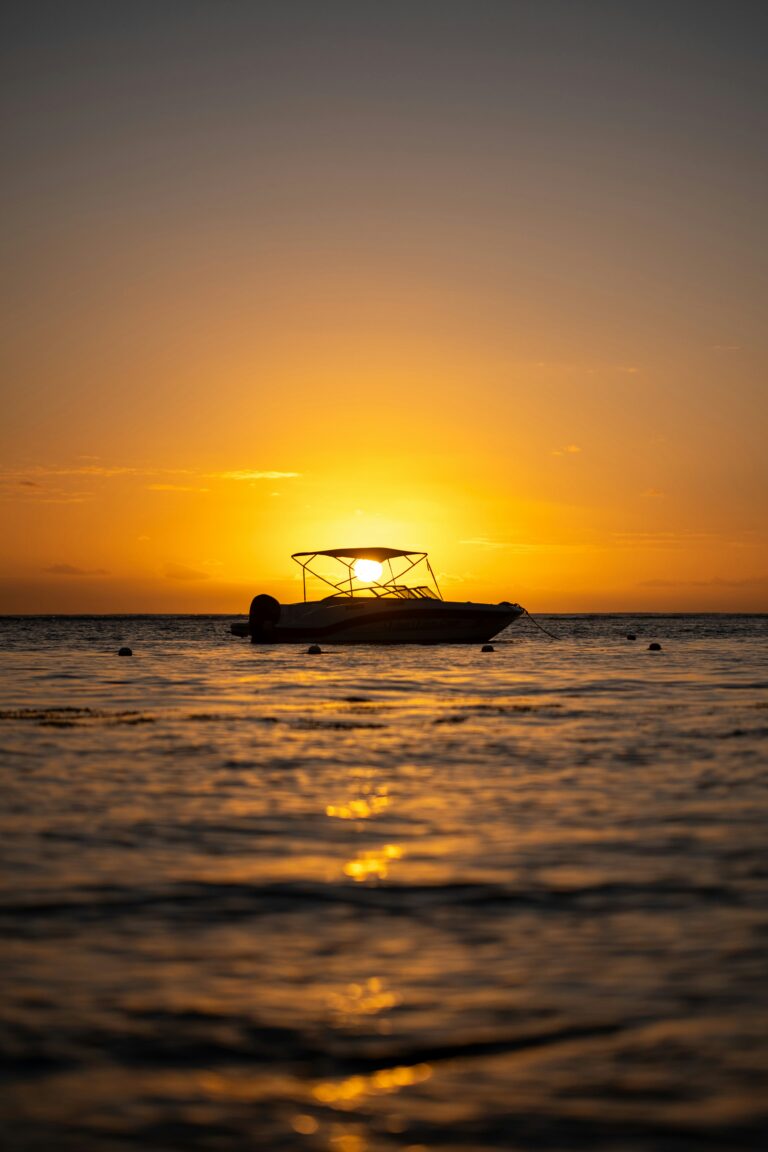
(291, 550), (442, 602)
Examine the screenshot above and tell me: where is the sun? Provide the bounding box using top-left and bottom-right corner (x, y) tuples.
(353, 558), (383, 583)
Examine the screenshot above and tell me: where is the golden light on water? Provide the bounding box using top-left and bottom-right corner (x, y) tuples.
(352, 558), (383, 583)
(290, 1114), (319, 1135)
(343, 844), (403, 882)
(326, 785), (390, 821)
(313, 1062), (432, 1107)
(328, 977), (399, 1025)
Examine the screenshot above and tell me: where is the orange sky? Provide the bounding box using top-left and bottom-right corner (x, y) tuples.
(1, 3), (766, 613)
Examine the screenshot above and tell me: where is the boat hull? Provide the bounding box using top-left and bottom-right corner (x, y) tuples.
(230, 599), (524, 644)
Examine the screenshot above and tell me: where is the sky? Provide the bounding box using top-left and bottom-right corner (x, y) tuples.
(1, 0), (767, 612)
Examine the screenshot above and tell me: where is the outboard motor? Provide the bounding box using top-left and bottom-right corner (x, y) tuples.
(248, 594), (281, 643)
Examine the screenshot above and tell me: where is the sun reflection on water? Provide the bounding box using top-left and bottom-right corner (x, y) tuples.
(328, 977), (398, 1024)
(342, 844), (403, 881)
(328, 1131), (367, 1152)
(326, 790), (390, 820)
(313, 1062), (432, 1107)
(290, 1112), (319, 1135)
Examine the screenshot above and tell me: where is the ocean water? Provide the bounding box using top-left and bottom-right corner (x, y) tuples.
(0, 613), (767, 1152)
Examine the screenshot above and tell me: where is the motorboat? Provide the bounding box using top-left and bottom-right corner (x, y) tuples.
(230, 547), (524, 644)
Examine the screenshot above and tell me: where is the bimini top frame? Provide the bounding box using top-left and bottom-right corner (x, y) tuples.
(291, 548), (443, 603)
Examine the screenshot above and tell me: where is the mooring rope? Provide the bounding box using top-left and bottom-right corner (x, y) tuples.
(522, 608), (561, 640)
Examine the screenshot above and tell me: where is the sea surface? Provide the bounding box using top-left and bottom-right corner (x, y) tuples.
(1, 613), (767, 1152)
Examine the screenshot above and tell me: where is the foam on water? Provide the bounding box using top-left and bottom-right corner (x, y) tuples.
(1, 614), (767, 1150)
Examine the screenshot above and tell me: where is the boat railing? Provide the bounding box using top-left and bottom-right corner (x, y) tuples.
(319, 584), (438, 602)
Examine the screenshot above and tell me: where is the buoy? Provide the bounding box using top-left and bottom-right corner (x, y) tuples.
(481, 644), (495, 652)
(307, 644), (322, 655)
(118, 647), (132, 657)
(249, 594), (281, 643)
(626, 633), (637, 641)
(648, 642), (662, 651)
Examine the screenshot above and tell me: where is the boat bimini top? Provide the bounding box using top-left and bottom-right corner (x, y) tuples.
(291, 548), (443, 603)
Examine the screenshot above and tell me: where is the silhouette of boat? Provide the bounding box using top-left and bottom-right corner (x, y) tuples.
(230, 548), (524, 644)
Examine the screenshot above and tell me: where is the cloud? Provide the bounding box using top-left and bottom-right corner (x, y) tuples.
(611, 530), (717, 548)
(640, 575), (768, 589)
(164, 563), (211, 581)
(458, 538), (583, 554)
(36, 465), (137, 477)
(551, 444), (582, 456)
(526, 361), (640, 375)
(459, 537), (511, 548)
(641, 488), (665, 498)
(44, 564), (110, 577)
(0, 463), (136, 503)
(33, 493), (94, 504)
(146, 484), (210, 492)
(1, 463), (301, 496)
(213, 470), (301, 481)
(0, 474), (95, 503)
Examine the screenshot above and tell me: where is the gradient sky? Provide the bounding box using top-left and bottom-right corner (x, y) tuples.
(2, 0), (766, 612)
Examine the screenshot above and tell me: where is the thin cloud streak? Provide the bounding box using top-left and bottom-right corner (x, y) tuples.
(163, 563), (211, 581)
(212, 470), (302, 481)
(459, 538), (591, 554)
(146, 484), (211, 493)
(526, 362), (640, 375)
(0, 463), (301, 500)
(459, 537), (511, 549)
(640, 575), (768, 588)
(43, 564), (110, 577)
(0, 482), (95, 504)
